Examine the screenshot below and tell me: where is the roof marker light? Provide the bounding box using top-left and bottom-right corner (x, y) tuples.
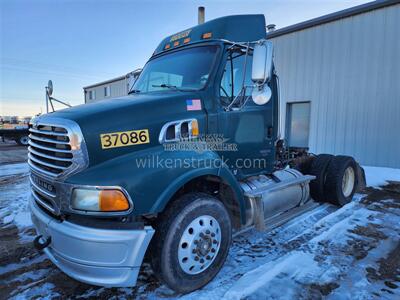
(173, 41), (180, 47)
(202, 32), (212, 39)
(183, 37), (191, 44)
(165, 44), (171, 50)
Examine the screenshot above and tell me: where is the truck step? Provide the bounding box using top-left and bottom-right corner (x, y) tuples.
(240, 169), (315, 231)
(233, 200), (321, 238)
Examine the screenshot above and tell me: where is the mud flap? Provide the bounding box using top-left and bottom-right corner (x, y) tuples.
(356, 163), (366, 192)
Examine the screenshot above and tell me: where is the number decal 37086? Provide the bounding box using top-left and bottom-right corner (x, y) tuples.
(100, 129), (150, 149)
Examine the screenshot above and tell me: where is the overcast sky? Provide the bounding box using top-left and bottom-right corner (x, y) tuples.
(1, 0), (369, 116)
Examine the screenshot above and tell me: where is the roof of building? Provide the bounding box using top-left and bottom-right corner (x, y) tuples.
(268, 0), (399, 39)
(83, 68), (142, 90)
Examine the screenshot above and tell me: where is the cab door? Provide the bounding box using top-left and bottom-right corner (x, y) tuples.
(217, 49), (275, 178)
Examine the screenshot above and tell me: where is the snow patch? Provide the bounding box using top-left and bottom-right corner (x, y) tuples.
(363, 166), (400, 188)
(0, 162), (29, 177)
(224, 251), (318, 300)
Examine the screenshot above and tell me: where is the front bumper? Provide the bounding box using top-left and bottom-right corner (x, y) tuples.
(30, 198), (155, 287)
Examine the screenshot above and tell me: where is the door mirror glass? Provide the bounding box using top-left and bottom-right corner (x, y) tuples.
(251, 40), (274, 84)
(47, 80), (53, 96)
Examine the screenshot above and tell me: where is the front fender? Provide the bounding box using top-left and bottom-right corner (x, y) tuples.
(66, 147), (245, 222)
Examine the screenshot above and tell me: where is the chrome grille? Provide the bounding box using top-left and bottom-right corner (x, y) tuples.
(28, 118), (88, 180)
(32, 187), (57, 214)
(28, 117), (88, 215)
(29, 172), (59, 215)
(28, 124), (73, 176)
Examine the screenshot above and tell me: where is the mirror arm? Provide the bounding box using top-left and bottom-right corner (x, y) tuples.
(225, 43), (251, 111)
(49, 97), (55, 112)
(48, 97), (72, 112)
(240, 43), (250, 90)
(240, 90), (252, 109)
(225, 85), (254, 111)
(225, 86), (245, 111)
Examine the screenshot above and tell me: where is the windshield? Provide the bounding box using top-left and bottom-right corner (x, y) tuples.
(132, 45), (218, 93)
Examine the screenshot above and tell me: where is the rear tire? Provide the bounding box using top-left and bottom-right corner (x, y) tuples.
(309, 154), (334, 202)
(150, 193), (232, 294)
(325, 155), (358, 206)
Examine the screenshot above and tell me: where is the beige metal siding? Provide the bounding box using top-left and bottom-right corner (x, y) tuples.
(271, 4), (400, 168)
(85, 78), (128, 103)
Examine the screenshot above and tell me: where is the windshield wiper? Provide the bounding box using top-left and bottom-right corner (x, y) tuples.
(152, 83), (196, 92)
(128, 89), (141, 95)
(152, 83), (179, 90)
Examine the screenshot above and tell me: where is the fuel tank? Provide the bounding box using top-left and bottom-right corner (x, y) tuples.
(241, 169), (314, 229)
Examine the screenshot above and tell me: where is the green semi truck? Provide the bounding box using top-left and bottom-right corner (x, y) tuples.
(29, 14), (365, 293)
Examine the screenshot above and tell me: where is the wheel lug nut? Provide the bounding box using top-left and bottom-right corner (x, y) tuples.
(206, 230), (210, 234)
(211, 233), (215, 237)
(194, 240), (198, 244)
(199, 233), (204, 238)
(213, 240), (217, 244)
(195, 256), (199, 261)
(211, 248), (216, 253)
(206, 255), (211, 260)
(192, 249), (197, 254)
(200, 258), (205, 263)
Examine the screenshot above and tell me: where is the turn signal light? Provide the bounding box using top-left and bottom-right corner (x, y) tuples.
(99, 190), (130, 212)
(71, 188), (130, 212)
(191, 119), (199, 137)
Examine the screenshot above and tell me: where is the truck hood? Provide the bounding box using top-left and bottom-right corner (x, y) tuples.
(39, 91), (205, 166)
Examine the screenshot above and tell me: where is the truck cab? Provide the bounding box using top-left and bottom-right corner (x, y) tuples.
(29, 14), (364, 293)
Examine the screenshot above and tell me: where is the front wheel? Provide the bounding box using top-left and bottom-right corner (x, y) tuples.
(150, 193), (232, 293)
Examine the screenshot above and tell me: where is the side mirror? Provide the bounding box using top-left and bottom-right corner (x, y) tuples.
(251, 40), (274, 84)
(252, 85), (272, 105)
(47, 80), (53, 96)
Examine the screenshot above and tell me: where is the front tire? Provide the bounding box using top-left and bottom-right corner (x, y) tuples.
(150, 193), (232, 294)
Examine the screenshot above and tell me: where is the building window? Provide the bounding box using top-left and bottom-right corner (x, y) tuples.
(286, 102), (311, 148)
(89, 90), (96, 100)
(104, 86), (111, 97)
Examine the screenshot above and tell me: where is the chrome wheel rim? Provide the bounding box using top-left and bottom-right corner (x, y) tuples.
(342, 166), (355, 197)
(178, 215), (221, 275)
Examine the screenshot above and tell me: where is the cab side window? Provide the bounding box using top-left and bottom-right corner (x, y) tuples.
(220, 51), (253, 107)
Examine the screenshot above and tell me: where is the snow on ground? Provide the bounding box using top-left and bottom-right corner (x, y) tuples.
(0, 162), (31, 230)
(0, 163), (29, 178)
(0, 164), (399, 299)
(363, 166), (400, 188)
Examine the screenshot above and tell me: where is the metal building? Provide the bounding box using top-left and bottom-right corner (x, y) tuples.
(81, 1), (399, 167)
(83, 69), (141, 103)
(269, 0), (400, 168)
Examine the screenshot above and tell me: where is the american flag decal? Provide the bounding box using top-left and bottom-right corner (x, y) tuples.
(186, 99), (202, 111)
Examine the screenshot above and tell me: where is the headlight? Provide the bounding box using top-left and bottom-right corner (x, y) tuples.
(71, 188), (130, 212)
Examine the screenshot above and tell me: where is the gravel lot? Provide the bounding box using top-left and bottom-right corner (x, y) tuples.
(0, 141), (27, 165)
(0, 141), (399, 299)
